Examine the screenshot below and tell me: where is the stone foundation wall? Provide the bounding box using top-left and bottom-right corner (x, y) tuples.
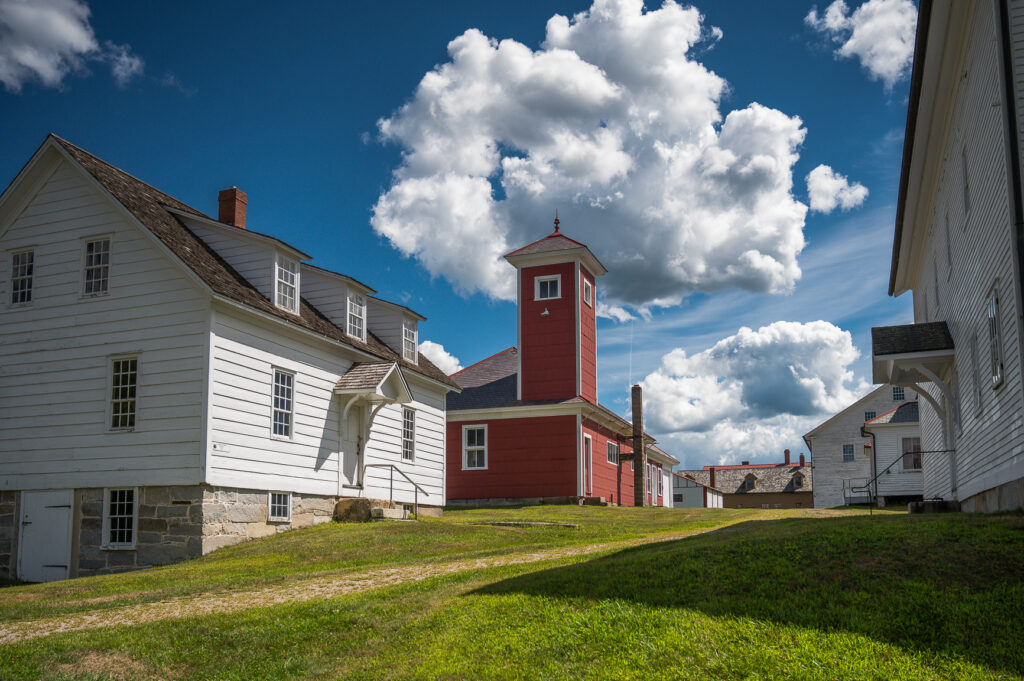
(77, 486), (205, 577)
(961, 477), (1024, 512)
(0, 491), (17, 579)
(199, 487), (337, 553)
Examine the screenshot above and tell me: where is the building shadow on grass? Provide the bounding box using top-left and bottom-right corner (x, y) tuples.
(471, 514), (1024, 676)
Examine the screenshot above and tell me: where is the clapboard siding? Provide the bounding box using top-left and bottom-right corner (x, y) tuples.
(0, 159), (207, 489)
(300, 267), (351, 330)
(206, 305), (447, 502)
(367, 301), (413, 358)
(185, 220), (276, 303)
(872, 424), (924, 497)
(909, 3), (1024, 503)
(805, 386), (919, 507)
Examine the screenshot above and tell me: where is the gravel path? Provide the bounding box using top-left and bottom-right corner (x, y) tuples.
(0, 528), (717, 645)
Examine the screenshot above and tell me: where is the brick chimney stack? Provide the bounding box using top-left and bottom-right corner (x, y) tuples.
(741, 460), (750, 466)
(709, 466), (716, 489)
(799, 453), (806, 465)
(218, 187), (247, 229)
(631, 384), (647, 507)
(784, 449), (791, 465)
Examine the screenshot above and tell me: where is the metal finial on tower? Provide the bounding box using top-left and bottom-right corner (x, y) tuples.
(554, 209), (560, 232)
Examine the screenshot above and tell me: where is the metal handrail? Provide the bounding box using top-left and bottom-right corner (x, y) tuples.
(852, 448), (954, 514)
(361, 463), (429, 518)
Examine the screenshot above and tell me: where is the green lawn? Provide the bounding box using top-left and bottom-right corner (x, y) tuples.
(1, 506), (1021, 680)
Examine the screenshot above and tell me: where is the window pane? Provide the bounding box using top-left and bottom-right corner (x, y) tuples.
(84, 239), (110, 294)
(273, 371), (293, 436)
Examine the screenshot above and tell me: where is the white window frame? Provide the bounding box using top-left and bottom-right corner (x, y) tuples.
(108, 356), (138, 432)
(864, 411), (876, 422)
(402, 319), (418, 362)
(272, 368), (295, 439)
(9, 249), (34, 306)
(402, 407), (416, 461)
(902, 437), (922, 471)
(274, 254), (299, 314)
(268, 491), (291, 521)
(842, 444), (855, 463)
(606, 441), (619, 465)
(988, 287), (1004, 388)
(534, 274), (561, 301)
(657, 468), (664, 496)
(347, 292), (366, 341)
(462, 424), (487, 470)
(102, 487), (138, 550)
(82, 237), (111, 297)
(583, 434), (593, 494)
(891, 386), (905, 401)
(582, 277), (593, 307)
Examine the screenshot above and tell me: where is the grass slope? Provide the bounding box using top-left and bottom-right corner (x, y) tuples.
(1, 507), (1022, 680)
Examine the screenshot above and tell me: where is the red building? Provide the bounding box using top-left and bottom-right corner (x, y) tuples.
(445, 221), (677, 506)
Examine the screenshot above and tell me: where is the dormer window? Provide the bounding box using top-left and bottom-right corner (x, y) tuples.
(743, 474), (756, 491)
(535, 274), (560, 300)
(347, 292), (365, 341)
(275, 255), (299, 313)
(402, 319), (417, 362)
(793, 473), (804, 489)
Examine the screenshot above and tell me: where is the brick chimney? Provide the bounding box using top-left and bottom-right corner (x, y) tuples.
(218, 187), (247, 229)
(632, 384), (646, 507)
(784, 449), (791, 465)
(741, 461), (750, 466)
(709, 466), (716, 489)
(799, 453), (806, 465)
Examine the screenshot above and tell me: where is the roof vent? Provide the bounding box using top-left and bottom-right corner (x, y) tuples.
(218, 187), (247, 229)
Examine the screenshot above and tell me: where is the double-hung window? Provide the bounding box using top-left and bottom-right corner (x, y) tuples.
(842, 444), (855, 462)
(402, 407), (415, 461)
(10, 250), (33, 305)
(268, 492), (291, 521)
(272, 369), (294, 438)
(83, 238), (110, 295)
(606, 441), (619, 465)
(902, 437), (922, 471)
(103, 488), (137, 549)
(110, 357), (138, 431)
(403, 320), (417, 362)
(657, 469), (664, 496)
(463, 425), (487, 469)
(535, 275), (560, 300)
(275, 256), (299, 313)
(347, 293), (365, 340)
(989, 288), (1003, 387)
(864, 411), (876, 422)
(891, 386), (905, 401)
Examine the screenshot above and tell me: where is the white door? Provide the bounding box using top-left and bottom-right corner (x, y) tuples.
(583, 435), (592, 495)
(18, 490), (73, 582)
(342, 404), (364, 486)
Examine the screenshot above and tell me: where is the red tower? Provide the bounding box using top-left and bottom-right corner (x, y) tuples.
(504, 219), (606, 403)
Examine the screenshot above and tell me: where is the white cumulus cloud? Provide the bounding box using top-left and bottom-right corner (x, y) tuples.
(418, 340), (463, 375)
(640, 321), (870, 463)
(0, 0), (143, 92)
(806, 0), (917, 88)
(373, 0), (817, 310)
(806, 164), (868, 213)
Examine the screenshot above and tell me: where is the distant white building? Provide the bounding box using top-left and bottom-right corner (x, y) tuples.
(873, 0), (1024, 511)
(670, 472), (723, 509)
(0, 135), (459, 582)
(803, 386), (921, 508)
(863, 402), (924, 506)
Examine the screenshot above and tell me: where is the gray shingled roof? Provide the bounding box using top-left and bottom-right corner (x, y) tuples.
(334, 362), (395, 391)
(872, 322), (954, 356)
(447, 349), (581, 410)
(866, 401), (919, 425)
(50, 135), (458, 390)
(683, 464), (812, 494)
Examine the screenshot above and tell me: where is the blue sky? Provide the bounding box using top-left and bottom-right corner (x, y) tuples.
(0, 0), (916, 468)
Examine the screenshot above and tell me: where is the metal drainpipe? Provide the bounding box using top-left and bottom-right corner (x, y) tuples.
(861, 424), (878, 511)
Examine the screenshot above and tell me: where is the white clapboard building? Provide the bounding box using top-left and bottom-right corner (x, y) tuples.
(804, 385), (922, 508)
(873, 0), (1024, 511)
(0, 135), (459, 581)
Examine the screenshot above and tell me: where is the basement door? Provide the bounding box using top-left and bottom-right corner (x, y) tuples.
(18, 489), (73, 582)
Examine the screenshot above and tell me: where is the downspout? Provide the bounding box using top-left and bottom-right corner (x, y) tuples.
(860, 424), (878, 506)
(994, 0), (1024, 413)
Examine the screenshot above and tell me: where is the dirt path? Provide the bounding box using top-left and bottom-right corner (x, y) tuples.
(0, 528), (718, 645)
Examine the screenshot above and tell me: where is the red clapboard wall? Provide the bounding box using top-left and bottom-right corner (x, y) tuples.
(447, 415), (578, 499)
(519, 262), (578, 401)
(581, 418), (635, 506)
(580, 266), (597, 403)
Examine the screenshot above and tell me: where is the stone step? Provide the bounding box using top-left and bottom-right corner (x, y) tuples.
(370, 506), (409, 520)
